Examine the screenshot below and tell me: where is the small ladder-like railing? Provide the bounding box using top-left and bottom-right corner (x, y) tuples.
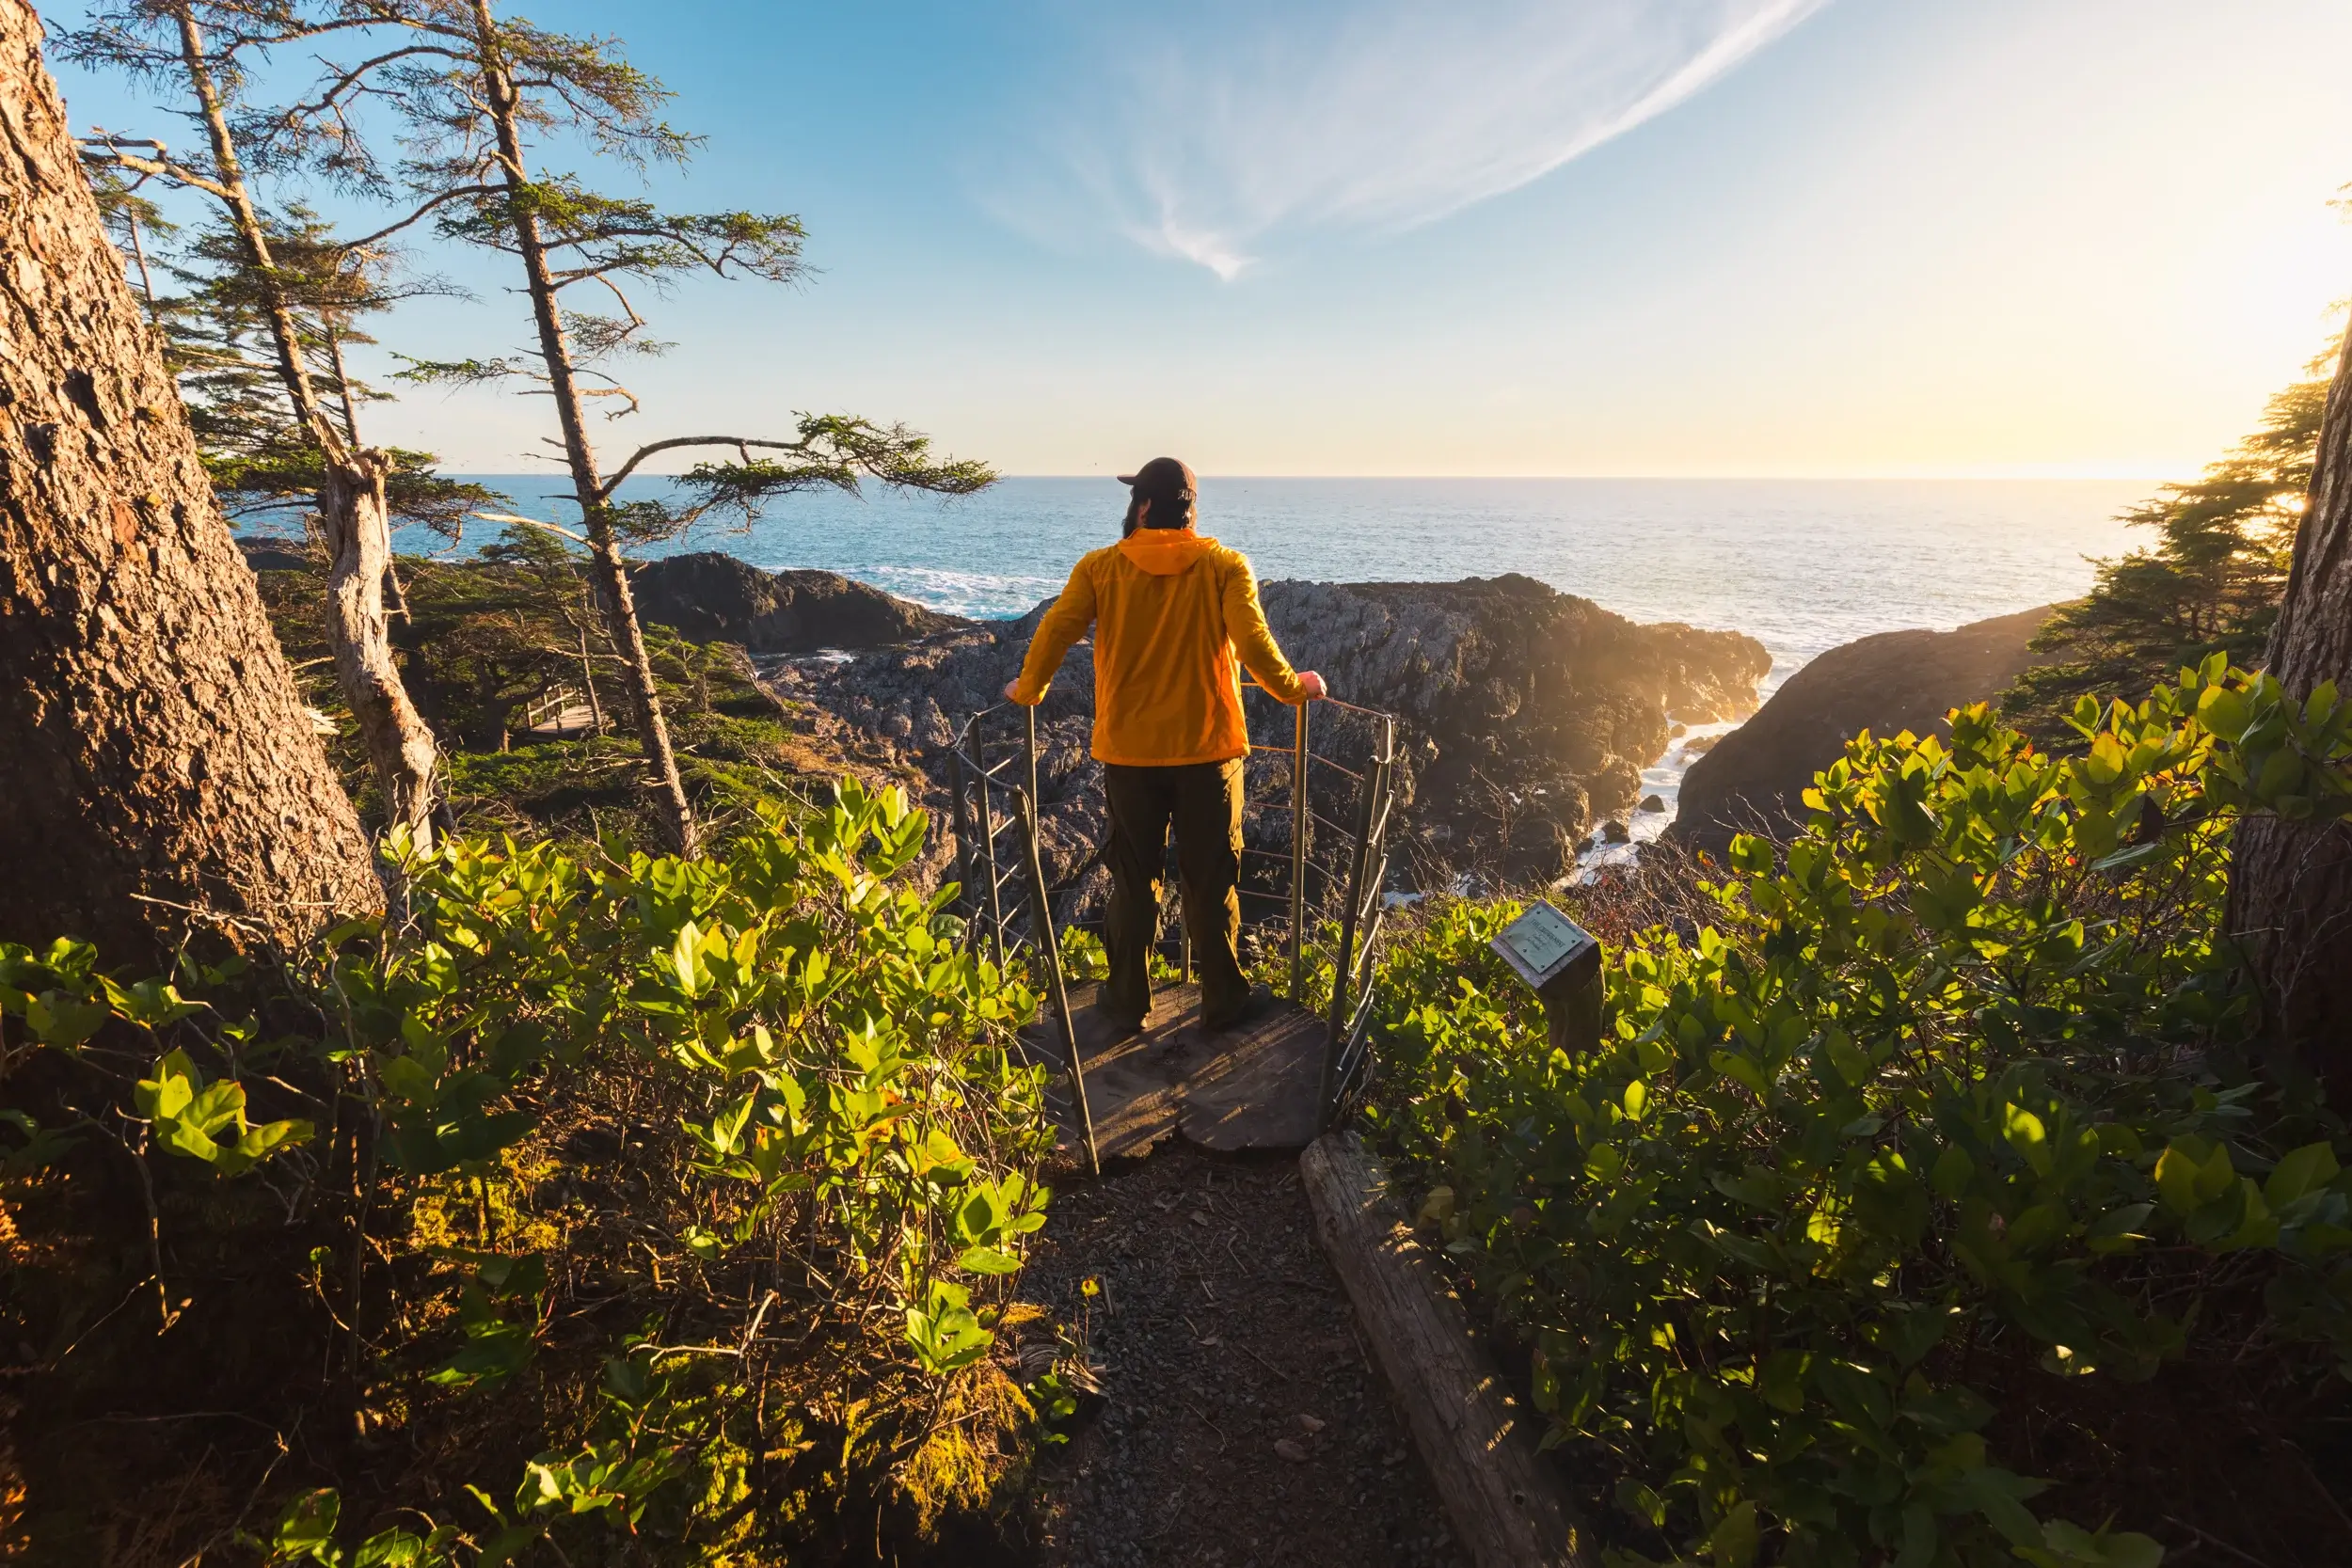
(944, 689), (1402, 1176)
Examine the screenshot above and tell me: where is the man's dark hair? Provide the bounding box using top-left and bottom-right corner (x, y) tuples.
(1119, 455), (1198, 535)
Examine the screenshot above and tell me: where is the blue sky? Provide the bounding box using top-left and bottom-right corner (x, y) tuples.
(43, 0), (2352, 477)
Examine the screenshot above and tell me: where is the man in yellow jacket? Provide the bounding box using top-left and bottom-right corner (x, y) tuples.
(1005, 457), (1326, 1034)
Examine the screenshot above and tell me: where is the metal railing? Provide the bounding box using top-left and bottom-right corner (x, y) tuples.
(943, 689), (1402, 1170)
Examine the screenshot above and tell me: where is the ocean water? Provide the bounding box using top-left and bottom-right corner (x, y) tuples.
(411, 475), (2149, 689)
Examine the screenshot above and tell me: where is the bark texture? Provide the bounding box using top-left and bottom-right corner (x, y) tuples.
(2231, 315), (2352, 1098)
(0, 0), (379, 960)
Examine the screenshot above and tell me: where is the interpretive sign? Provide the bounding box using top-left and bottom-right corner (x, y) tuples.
(1492, 901), (1599, 991)
(1490, 901), (1603, 1055)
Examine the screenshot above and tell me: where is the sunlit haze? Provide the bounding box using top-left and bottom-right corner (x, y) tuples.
(45, 0), (2352, 480)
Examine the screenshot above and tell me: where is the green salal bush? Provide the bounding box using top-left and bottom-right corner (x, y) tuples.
(0, 782), (1053, 1565)
(1367, 659), (2352, 1568)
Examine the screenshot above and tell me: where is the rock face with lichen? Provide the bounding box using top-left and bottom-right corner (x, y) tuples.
(762, 573), (1767, 901)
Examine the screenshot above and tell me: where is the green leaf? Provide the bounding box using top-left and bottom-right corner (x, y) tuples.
(353, 1527), (431, 1567)
(2015, 1521), (2167, 1568)
(2088, 842), (2163, 875)
(955, 1244), (1023, 1275)
(1758, 1350), (1807, 1413)
(1710, 1167), (1783, 1212)
(220, 1117), (312, 1177)
(25, 990), (107, 1049)
(273, 1487), (342, 1560)
(1931, 1144), (1976, 1200)
(2265, 1141), (2342, 1210)
(2087, 1202), (2154, 1256)
(1708, 1499), (1759, 1568)
(906, 1277), (993, 1373)
(2197, 683), (2249, 739)
(672, 920), (705, 999)
(1531, 1348), (1561, 1415)
(135, 1048), (199, 1123)
(1958, 1465), (2048, 1548)
(1896, 1504), (1937, 1568)
(2155, 1139), (2234, 1214)
(2002, 1104), (2051, 1177)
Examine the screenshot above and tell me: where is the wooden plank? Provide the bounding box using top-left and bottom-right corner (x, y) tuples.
(1022, 980), (1329, 1156)
(1299, 1132), (1591, 1568)
(1026, 982), (1201, 1160)
(1178, 1003), (1325, 1150)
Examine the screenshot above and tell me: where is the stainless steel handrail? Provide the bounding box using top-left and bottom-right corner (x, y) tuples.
(946, 685), (1402, 1141)
(944, 705), (1100, 1174)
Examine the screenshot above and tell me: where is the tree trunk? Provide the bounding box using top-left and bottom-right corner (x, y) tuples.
(2230, 314), (2352, 1099)
(320, 453), (436, 843)
(0, 1), (380, 961)
(470, 0), (697, 856)
(577, 618), (603, 734)
(172, 5), (438, 850)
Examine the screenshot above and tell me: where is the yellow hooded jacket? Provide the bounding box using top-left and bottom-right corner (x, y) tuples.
(1009, 529), (1307, 766)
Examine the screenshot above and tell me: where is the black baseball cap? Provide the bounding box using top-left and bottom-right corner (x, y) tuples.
(1117, 456), (1197, 499)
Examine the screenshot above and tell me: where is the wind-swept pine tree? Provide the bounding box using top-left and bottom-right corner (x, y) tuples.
(2004, 341), (2331, 737)
(347, 0), (993, 854)
(66, 2), (482, 848)
(152, 208), (495, 553)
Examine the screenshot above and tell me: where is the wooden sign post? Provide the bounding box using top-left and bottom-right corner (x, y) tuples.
(1490, 901), (1603, 1057)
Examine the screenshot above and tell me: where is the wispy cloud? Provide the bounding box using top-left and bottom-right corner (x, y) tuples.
(1021, 0), (1827, 278)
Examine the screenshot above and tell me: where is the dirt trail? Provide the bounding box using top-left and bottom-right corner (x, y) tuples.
(1010, 1143), (1472, 1568)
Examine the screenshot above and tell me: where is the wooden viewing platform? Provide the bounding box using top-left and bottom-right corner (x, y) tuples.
(518, 681), (598, 740)
(523, 700), (596, 738)
(1020, 980), (1328, 1160)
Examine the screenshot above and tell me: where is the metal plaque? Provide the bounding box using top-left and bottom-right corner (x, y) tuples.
(1491, 901), (1598, 992)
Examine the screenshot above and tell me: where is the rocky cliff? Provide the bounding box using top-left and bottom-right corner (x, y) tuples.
(767, 573), (1768, 899)
(1672, 604), (2057, 858)
(629, 552), (967, 655)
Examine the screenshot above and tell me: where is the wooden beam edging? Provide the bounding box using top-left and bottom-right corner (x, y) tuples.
(1299, 1132), (1593, 1568)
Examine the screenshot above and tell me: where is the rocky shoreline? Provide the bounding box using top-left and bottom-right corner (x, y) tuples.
(752, 566), (1769, 901)
(246, 538), (2067, 893)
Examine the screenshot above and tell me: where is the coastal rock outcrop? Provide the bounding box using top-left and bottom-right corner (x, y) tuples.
(1672, 604), (2057, 858)
(629, 552), (968, 655)
(767, 573), (1768, 901)
(235, 535), (314, 573)
(1254, 576), (1764, 877)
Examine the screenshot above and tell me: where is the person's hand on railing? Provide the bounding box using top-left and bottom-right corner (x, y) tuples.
(1298, 671), (1328, 702)
(1002, 678), (1022, 703)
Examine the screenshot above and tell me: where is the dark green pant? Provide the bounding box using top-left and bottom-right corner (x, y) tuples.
(1101, 757), (1250, 1026)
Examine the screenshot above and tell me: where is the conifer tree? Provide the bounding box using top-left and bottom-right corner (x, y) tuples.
(65, 2), (473, 848)
(349, 0), (993, 854)
(2003, 342), (2331, 738)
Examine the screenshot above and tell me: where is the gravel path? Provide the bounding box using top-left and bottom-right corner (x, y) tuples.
(1009, 1143), (1472, 1568)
